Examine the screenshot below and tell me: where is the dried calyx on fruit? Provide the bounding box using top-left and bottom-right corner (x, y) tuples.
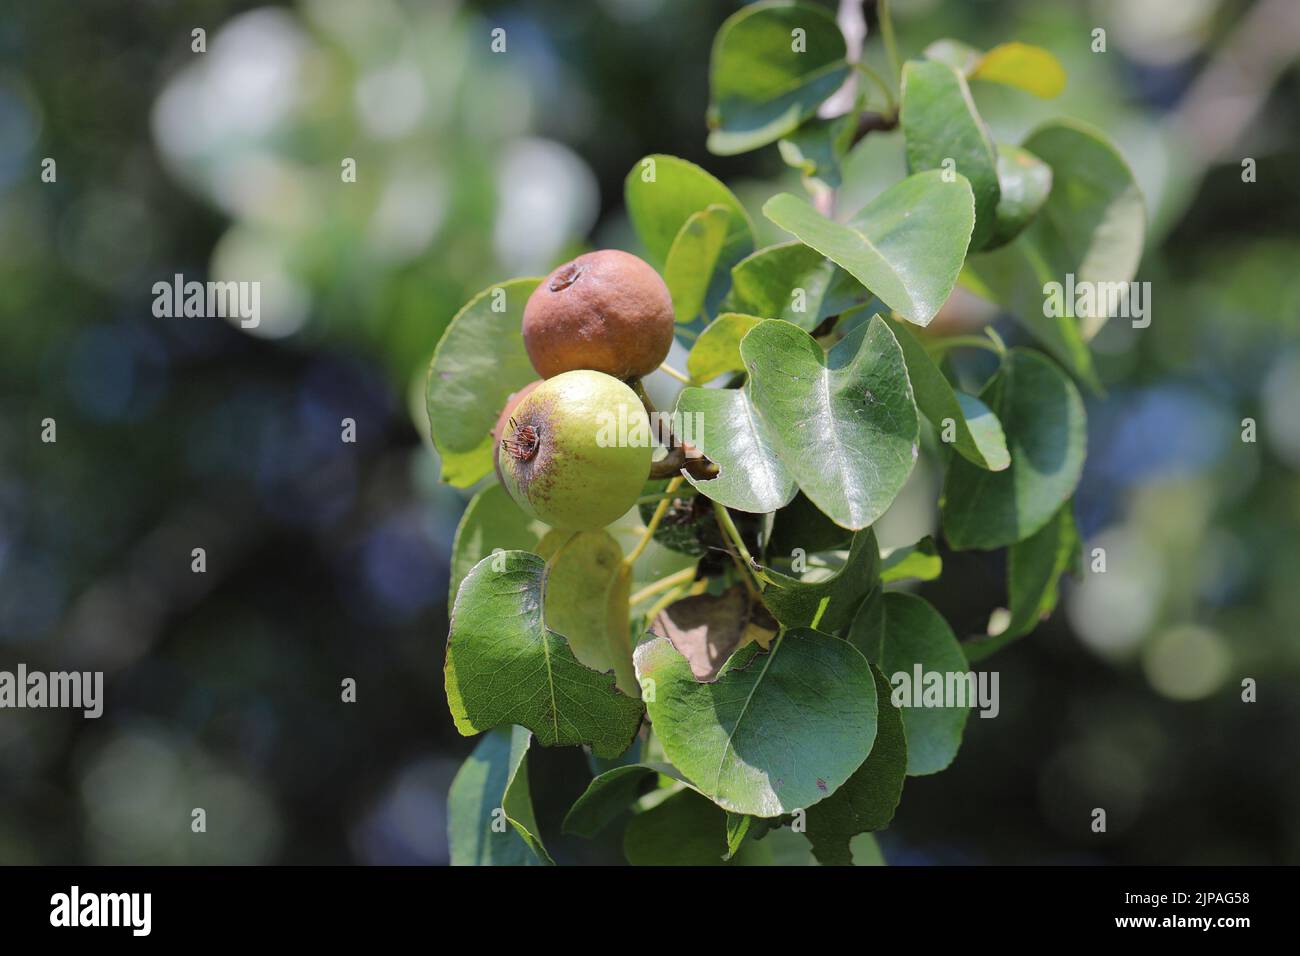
(497, 369), (652, 531)
(491, 380), (542, 484)
(522, 249), (674, 381)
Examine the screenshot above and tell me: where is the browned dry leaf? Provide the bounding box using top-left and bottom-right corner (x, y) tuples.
(651, 586), (778, 682)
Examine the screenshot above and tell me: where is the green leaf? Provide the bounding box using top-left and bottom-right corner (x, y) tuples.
(426, 278), (541, 487)
(624, 788), (736, 865)
(728, 241), (866, 331)
(846, 582), (885, 662)
(706, 0), (850, 156)
(885, 316), (1009, 470)
(449, 484), (546, 606)
(988, 143), (1053, 250)
(634, 627), (877, 816)
(941, 348), (1086, 550)
(763, 171), (975, 327)
(964, 120), (1146, 387)
(724, 812), (752, 861)
(445, 551), (644, 758)
(880, 592), (970, 775)
(447, 726), (552, 865)
(762, 528), (881, 633)
(805, 664), (906, 865)
(562, 762), (685, 839)
(880, 535), (942, 583)
(900, 59), (1000, 252)
(778, 113), (856, 189)
(535, 530), (637, 695)
(687, 312), (763, 383)
(924, 39), (1067, 98)
(922, 38), (982, 74)
(742, 316), (918, 530)
(973, 42), (1066, 98)
(674, 384), (797, 514)
(624, 154), (755, 310)
(966, 500), (1079, 662)
(664, 204), (731, 323)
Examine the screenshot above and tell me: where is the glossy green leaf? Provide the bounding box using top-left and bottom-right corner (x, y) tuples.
(707, 0), (850, 155)
(763, 171), (975, 327)
(447, 726), (551, 866)
(664, 204), (731, 323)
(846, 582), (885, 662)
(742, 316), (919, 530)
(880, 535), (942, 583)
(762, 528), (881, 633)
(964, 120), (1146, 387)
(880, 592), (970, 775)
(967, 500), (1079, 662)
(724, 812), (752, 861)
(624, 155), (755, 302)
(674, 385), (797, 514)
(426, 278), (541, 487)
(687, 312), (762, 383)
(988, 143), (1053, 250)
(445, 551), (644, 758)
(900, 59), (1000, 251)
(941, 348), (1086, 550)
(973, 42), (1066, 98)
(885, 316), (1009, 470)
(535, 530), (637, 695)
(805, 664), (906, 865)
(562, 762), (685, 839)
(634, 627), (877, 816)
(728, 241), (866, 331)
(449, 484), (546, 606)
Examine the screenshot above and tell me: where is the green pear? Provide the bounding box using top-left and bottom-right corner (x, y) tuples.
(498, 370), (652, 531)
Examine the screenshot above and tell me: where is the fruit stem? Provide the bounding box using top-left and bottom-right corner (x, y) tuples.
(636, 488), (698, 506)
(658, 362), (690, 384)
(629, 566), (699, 606)
(712, 500), (773, 589)
(854, 61), (897, 118)
(625, 475), (684, 568)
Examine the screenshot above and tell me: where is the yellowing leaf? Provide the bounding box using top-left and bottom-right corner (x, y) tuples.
(973, 42), (1066, 98)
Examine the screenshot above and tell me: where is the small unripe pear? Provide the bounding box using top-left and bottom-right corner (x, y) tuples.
(498, 370), (651, 531)
(522, 249), (675, 380)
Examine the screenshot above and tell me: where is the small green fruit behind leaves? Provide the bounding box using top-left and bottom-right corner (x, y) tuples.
(941, 348), (1086, 550)
(987, 144), (1053, 250)
(426, 278), (540, 487)
(634, 627), (877, 816)
(706, 0), (850, 156)
(445, 551), (644, 759)
(879, 592), (970, 776)
(536, 530), (638, 695)
(900, 59), (1001, 252)
(447, 726), (551, 866)
(763, 170), (975, 328)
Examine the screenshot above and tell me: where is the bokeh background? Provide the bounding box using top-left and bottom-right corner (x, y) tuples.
(1, 0), (1298, 865)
